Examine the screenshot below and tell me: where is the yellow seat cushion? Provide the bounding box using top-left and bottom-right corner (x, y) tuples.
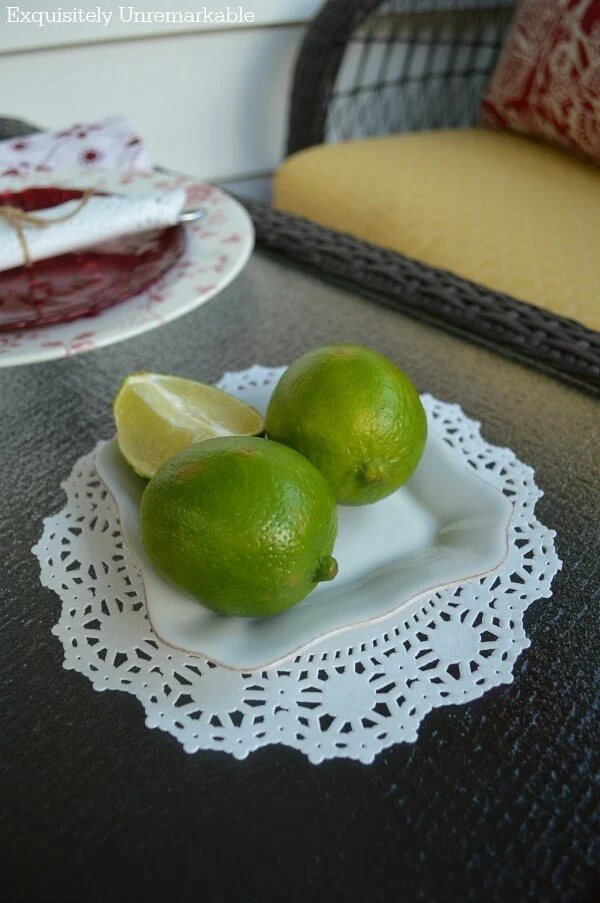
(275, 129), (600, 330)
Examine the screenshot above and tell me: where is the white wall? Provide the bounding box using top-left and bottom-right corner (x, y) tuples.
(0, 1), (325, 199)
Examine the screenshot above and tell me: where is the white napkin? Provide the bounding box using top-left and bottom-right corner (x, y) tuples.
(0, 189), (187, 271)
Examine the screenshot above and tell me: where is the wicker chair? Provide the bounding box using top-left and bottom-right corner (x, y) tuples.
(287, 0), (516, 154)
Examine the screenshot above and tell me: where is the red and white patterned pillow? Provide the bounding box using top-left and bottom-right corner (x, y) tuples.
(481, 0), (600, 166)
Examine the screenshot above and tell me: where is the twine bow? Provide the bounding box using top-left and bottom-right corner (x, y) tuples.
(0, 188), (93, 268)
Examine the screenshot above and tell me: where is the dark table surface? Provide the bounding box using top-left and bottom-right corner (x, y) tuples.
(1, 249), (599, 903)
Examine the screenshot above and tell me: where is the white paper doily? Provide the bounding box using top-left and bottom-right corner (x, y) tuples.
(33, 365), (562, 764)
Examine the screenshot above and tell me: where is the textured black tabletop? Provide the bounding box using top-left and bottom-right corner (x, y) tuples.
(1, 251), (599, 902)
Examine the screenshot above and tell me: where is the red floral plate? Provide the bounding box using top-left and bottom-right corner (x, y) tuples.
(0, 169), (254, 367)
(0, 186), (185, 330)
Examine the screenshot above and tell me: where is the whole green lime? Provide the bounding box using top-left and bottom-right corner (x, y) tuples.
(140, 436), (338, 617)
(265, 344), (427, 505)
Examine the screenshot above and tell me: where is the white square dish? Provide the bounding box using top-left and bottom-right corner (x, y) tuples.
(95, 382), (512, 671)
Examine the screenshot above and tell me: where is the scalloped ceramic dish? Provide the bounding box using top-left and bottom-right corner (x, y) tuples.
(95, 381), (513, 671)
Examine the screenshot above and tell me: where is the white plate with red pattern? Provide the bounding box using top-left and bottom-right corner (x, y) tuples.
(0, 169), (254, 367)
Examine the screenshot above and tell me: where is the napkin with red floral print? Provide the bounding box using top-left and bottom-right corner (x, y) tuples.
(0, 115), (153, 177)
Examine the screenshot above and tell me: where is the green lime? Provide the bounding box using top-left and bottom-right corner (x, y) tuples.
(141, 436), (338, 617)
(113, 372), (263, 478)
(265, 344), (427, 505)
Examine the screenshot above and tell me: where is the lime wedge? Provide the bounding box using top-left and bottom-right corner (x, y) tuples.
(113, 372), (264, 478)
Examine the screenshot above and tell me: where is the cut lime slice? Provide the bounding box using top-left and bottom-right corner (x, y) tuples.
(113, 372), (264, 478)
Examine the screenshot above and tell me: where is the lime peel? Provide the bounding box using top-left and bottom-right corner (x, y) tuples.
(140, 436), (339, 617)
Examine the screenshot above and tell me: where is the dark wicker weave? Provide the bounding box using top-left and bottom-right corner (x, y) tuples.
(243, 198), (600, 393)
(0, 117), (39, 142)
(288, 0), (515, 154)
